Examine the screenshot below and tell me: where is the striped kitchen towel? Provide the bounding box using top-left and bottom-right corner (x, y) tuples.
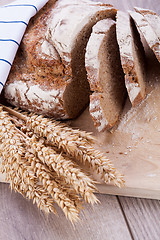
(0, 0), (49, 93)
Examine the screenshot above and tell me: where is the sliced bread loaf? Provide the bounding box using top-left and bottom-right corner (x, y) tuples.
(129, 11), (160, 63)
(4, 0), (116, 119)
(85, 19), (126, 132)
(116, 11), (146, 107)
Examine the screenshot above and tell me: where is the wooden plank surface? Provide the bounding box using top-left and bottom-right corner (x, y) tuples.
(119, 196), (160, 240)
(0, 183), (132, 240)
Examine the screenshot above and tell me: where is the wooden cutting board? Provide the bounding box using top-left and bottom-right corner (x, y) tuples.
(70, 44), (160, 200)
(1, 0), (160, 200)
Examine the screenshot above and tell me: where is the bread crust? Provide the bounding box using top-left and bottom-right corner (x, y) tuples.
(129, 11), (160, 63)
(134, 7), (160, 38)
(116, 11), (146, 107)
(89, 93), (113, 132)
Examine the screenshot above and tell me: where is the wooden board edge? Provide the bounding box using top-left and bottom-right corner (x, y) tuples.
(97, 184), (160, 200)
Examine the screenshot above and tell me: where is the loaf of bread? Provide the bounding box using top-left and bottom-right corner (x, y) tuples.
(85, 19), (126, 132)
(129, 11), (160, 63)
(4, 0), (116, 119)
(116, 11), (146, 107)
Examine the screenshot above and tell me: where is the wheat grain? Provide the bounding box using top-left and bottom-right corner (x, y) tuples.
(14, 121), (98, 205)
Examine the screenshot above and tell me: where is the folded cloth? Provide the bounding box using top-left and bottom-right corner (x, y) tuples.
(0, 0), (49, 93)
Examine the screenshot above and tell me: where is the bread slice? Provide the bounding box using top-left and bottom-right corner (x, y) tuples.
(134, 7), (160, 40)
(4, 0), (116, 119)
(85, 19), (126, 132)
(129, 11), (160, 63)
(116, 11), (146, 107)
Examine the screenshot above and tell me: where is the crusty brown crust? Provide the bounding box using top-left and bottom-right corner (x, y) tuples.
(121, 57), (145, 107)
(129, 11), (160, 62)
(133, 8), (160, 63)
(116, 11), (146, 107)
(4, 0), (71, 119)
(89, 93), (113, 132)
(7, 0), (70, 89)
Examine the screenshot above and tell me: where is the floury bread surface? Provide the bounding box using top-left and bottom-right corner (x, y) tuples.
(134, 7), (160, 37)
(4, 0), (116, 119)
(116, 11), (146, 107)
(85, 19), (126, 132)
(130, 9), (160, 63)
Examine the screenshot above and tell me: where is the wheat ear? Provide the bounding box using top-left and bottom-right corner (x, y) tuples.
(2, 105), (95, 143)
(1, 160), (55, 214)
(27, 137), (98, 205)
(72, 146), (124, 187)
(24, 151), (81, 222)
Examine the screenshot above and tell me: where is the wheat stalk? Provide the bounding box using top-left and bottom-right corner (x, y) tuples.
(1, 162), (55, 214)
(2, 105), (95, 143)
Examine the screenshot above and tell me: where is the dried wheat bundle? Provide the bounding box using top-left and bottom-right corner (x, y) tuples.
(0, 105), (125, 223)
(3, 105), (124, 187)
(0, 109), (81, 221)
(0, 107), (95, 222)
(25, 114), (124, 187)
(27, 137), (98, 204)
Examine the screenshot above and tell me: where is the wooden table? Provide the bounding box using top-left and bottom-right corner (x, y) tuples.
(1, 0), (160, 239)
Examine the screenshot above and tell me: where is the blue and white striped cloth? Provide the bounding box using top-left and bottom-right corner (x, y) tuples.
(0, 0), (49, 93)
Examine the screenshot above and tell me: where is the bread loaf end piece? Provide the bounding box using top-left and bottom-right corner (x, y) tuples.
(85, 19), (126, 132)
(129, 11), (160, 63)
(4, 0), (117, 119)
(4, 0), (70, 119)
(116, 11), (146, 107)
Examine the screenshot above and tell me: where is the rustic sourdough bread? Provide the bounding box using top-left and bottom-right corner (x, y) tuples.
(85, 19), (126, 132)
(116, 11), (146, 107)
(4, 0), (116, 119)
(129, 11), (160, 63)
